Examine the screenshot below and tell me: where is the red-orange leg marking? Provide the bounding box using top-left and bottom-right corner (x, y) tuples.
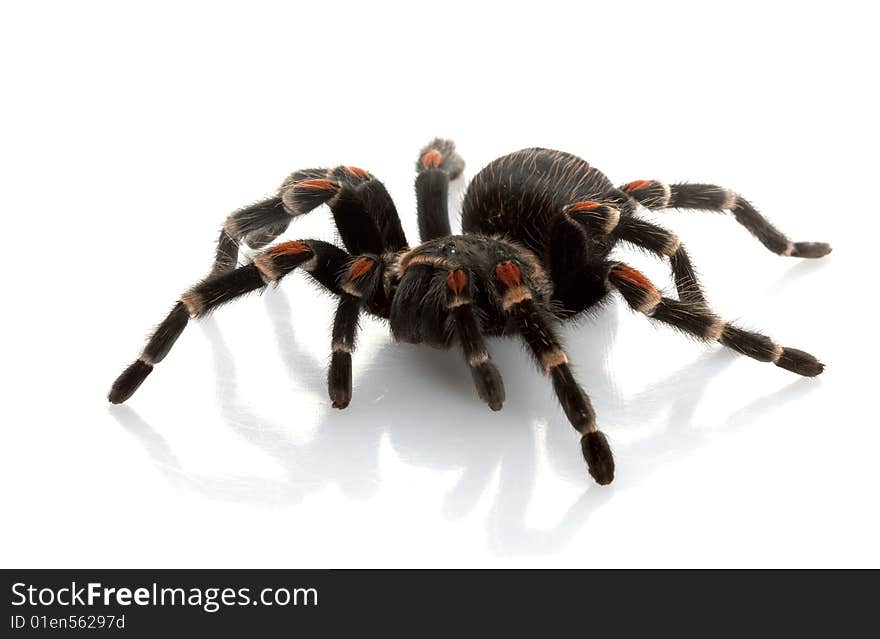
(420, 149), (443, 169)
(608, 264), (661, 313)
(348, 257), (375, 280)
(295, 178), (338, 191)
(269, 240), (312, 256)
(495, 261), (522, 288)
(495, 261), (532, 310)
(621, 180), (653, 193)
(610, 264), (653, 290)
(447, 269), (468, 294)
(569, 201), (602, 212)
(343, 166), (370, 180)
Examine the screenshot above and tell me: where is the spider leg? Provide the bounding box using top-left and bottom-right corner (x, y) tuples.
(288, 168), (408, 405)
(109, 240), (351, 404)
(213, 196), (292, 275)
(606, 262), (824, 376)
(559, 196), (705, 305)
(619, 179), (832, 258)
(213, 165), (408, 275)
(328, 254), (385, 409)
(328, 294), (360, 409)
(282, 165), (408, 254)
(445, 268), (505, 411)
(547, 205), (615, 317)
(614, 214), (706, 305)
(415, 138), (465, 242)
(212, 166), (335, 275)
(493, 260), (614, 485)
(208, 167), (408, 407)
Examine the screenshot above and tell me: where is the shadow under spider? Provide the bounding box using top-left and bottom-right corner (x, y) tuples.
(110, 285), (818, 558)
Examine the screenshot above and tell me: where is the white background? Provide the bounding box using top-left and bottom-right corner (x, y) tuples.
(2, 1), (877, 568)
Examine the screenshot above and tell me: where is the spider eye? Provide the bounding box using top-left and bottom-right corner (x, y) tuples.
(436, 240), (457, 255)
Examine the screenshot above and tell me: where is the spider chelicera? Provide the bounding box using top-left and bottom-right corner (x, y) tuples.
(109, 138), (830, 485)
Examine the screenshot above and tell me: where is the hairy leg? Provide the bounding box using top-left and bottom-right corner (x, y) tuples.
(606, 262), (824, 376)
(445, 268), (505, 411)
(414, 138), (465, 242)
(620, 180), (831, 258)
(109, 240), (350, 404)
(494, 259), (614, 485)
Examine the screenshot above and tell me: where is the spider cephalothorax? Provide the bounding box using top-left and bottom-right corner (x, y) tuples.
(109, 138), (830, 485)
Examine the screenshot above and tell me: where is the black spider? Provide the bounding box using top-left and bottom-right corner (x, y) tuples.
(109, 139), (830, 485)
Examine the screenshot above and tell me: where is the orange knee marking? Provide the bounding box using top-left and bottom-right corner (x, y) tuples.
(622, 180), (653, 193)
(569, 200), (602, 212)
(348, 257), (375, 280)
(420, 149), (443, 169)
(344, 166), (369, 180)
(446, 269), (468, 294)
(295, 178), (337, 191)
(269, 240), (311, 256)
(610, 264), (655, 292)
(495, 261), (522, 288)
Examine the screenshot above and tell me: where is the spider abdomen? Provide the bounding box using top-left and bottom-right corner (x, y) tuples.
(461, 148), (617, 258)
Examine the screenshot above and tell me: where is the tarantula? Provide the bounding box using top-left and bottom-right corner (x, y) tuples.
(109, 139), (830, 485)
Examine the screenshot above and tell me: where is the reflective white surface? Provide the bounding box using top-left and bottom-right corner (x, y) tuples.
(2, 1), (877, 567)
